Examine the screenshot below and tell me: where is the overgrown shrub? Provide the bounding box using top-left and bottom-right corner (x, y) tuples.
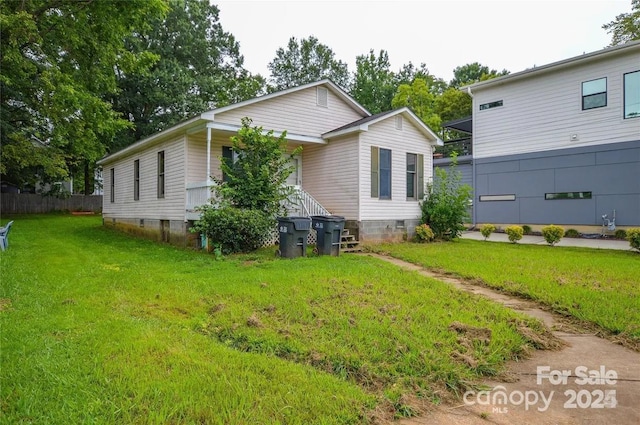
(626, 228), (640, 251)
(414, 224), (434, 242)
(564, 228), (580, 238)
(480, 223), (496, 240)
(522, 225), (532, 235)
(542, 224), (565, 246)
(614, 229), (627, 240)
(192, 205), (274, 254)
(505, 225), (524, 243)
(420, 153), (473, 240)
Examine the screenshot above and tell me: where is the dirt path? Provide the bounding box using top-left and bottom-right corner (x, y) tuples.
(362, 253), (640, 425)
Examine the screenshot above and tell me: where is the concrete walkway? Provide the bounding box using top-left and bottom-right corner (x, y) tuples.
(361, 253), (640, 425)
(460, 230), (633, 251)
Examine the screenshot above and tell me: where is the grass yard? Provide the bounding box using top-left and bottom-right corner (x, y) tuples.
(369, 239), (640, 349)
(0, 215), (554, 424)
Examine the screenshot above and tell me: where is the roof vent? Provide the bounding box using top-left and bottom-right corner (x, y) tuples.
(317, 87), (328, 107)
(395, 115), (403, 130)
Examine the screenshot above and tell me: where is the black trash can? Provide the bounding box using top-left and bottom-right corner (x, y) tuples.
(276, 216), (312, 258)
(311, 215), (345, 256)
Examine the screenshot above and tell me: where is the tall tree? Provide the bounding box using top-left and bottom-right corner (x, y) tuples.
(1, 0), (167, 193)
(449, 62), (509, 87)
(391, 78), (441, 132)
(350, 49), (395, 113)
(602, 0), (640, 45)
(395, 62), (447, 95)
(112, 0), (264, 151)
(435, 87), (472, 140)
(267, 36), (350, 91)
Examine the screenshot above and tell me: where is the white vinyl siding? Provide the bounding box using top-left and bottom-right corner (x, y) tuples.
(214, 86), (365, 137)
(472, 51), (640, 159)
(359, 117), (433, 221)
(102, 136), (186, 220)
(302, 135), (359, 220)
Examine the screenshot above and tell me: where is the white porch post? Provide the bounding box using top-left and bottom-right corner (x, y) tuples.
(206, 126), (212, 184)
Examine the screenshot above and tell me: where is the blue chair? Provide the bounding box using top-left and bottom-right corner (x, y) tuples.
(0, 220), (14, 251)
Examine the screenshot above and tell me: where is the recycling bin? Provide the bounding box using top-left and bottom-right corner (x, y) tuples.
(311, 215), (345, 256)
(276, 216), (312, 258)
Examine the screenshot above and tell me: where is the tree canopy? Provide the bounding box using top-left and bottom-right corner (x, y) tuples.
(0, 0), (167, 192)
(267, 36), (350, 91)
(112, 0), (265, 150)
(449, 62), (509, 88)
(602, 0), (640, 45)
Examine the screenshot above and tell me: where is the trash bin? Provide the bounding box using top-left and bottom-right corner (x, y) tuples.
(276, 216), (312, 258)
(311, 215), (345, 256)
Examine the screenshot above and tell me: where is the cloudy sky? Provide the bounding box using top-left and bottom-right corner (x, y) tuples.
(214, 0), (629, 83)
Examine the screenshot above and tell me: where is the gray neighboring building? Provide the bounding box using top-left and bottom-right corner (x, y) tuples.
(437, 40), (640, 232)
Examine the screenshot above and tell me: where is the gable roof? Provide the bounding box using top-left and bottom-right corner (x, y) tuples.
(462, 39), (640, 93)
(201, 79), (370, 120)
(323, 107), (444, 146)
(98, 80), (369, 165)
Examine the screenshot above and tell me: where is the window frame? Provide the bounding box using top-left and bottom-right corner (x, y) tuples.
(479, 100), (503, 111)
(133, 159), (140, 201)
(157, 151), (165, 199)
(378, 148), (392, 200)
(581, 77), (607, 110)
(110, 168), (115, 203)
(406, 153), (417, 200)
(623, 70), (640, 119)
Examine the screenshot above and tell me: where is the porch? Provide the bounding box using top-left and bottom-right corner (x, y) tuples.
(185, 182), (331, 221)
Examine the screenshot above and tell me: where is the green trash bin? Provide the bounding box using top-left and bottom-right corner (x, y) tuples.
(311, 215), (345, 256)
(277, 216), (311, 258)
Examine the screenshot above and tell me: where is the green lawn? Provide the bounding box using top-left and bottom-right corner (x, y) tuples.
(0, 215), (553, 424)
(369, 239), (640, 348)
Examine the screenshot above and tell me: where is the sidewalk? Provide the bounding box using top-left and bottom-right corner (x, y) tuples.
(460, 230), (632, 251)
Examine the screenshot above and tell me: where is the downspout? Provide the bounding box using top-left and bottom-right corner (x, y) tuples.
(467, 86), (477, 229)
(206, 126), (212, 184)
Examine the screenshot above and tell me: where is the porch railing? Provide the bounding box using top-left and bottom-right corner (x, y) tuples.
(185, 183), (330, 218)
(434, 137), (472, 158)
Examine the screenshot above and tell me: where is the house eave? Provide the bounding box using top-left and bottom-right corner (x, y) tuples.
(206, 122), (326, 144)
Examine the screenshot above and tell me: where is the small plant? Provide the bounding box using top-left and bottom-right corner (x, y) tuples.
(626, 227), (640, 251)
(614, 229), (627, 240)
(564, 228), (580, 238)
(415, 224), (435, 242)
(480, 223), (496, 241)
(522, 225), (532, 235)
(542, 224), (565, 246)
(504, 225), (523, 243)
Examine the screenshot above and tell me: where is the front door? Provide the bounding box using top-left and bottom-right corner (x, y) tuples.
(285, 156), (302, 187)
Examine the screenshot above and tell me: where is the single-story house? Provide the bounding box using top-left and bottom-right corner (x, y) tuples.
(97, 79), (443, 247)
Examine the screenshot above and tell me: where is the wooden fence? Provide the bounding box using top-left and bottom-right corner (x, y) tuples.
(0, 193), (103, 214)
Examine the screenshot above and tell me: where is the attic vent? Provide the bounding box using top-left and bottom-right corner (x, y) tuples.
(317, 87), (328, 107)
(395, 115), (403, 130)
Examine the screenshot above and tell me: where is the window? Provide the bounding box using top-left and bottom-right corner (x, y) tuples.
(582, 77), (606, 110)
(371, 146), (392, 199)
(624, 70), (640, 119)
(222, 146), (233, 182)
(479, 100), (503, 110)
(133, 160), (140, 201)
(110, 168), (115, 203)
(545, 191), (592, 200)
(406, 153), (424, 200)
(157, 151), (165, 198)
(479, 194), (516, 202)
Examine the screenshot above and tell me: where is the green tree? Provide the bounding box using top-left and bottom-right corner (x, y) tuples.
(112, 0), (264, 151)
(603, 0), (640, 45)
(395, 62), (447, 95)
(0, 0), (167, 193)
(267, 36), (350, 91)
(435, 87), (472, 140)
(420, 153), (473, 240)
(350, 49), (395, 113)
(216, 118), (302, 216)
(391, 78), (441, 132)
(449, 62), (509, 87)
